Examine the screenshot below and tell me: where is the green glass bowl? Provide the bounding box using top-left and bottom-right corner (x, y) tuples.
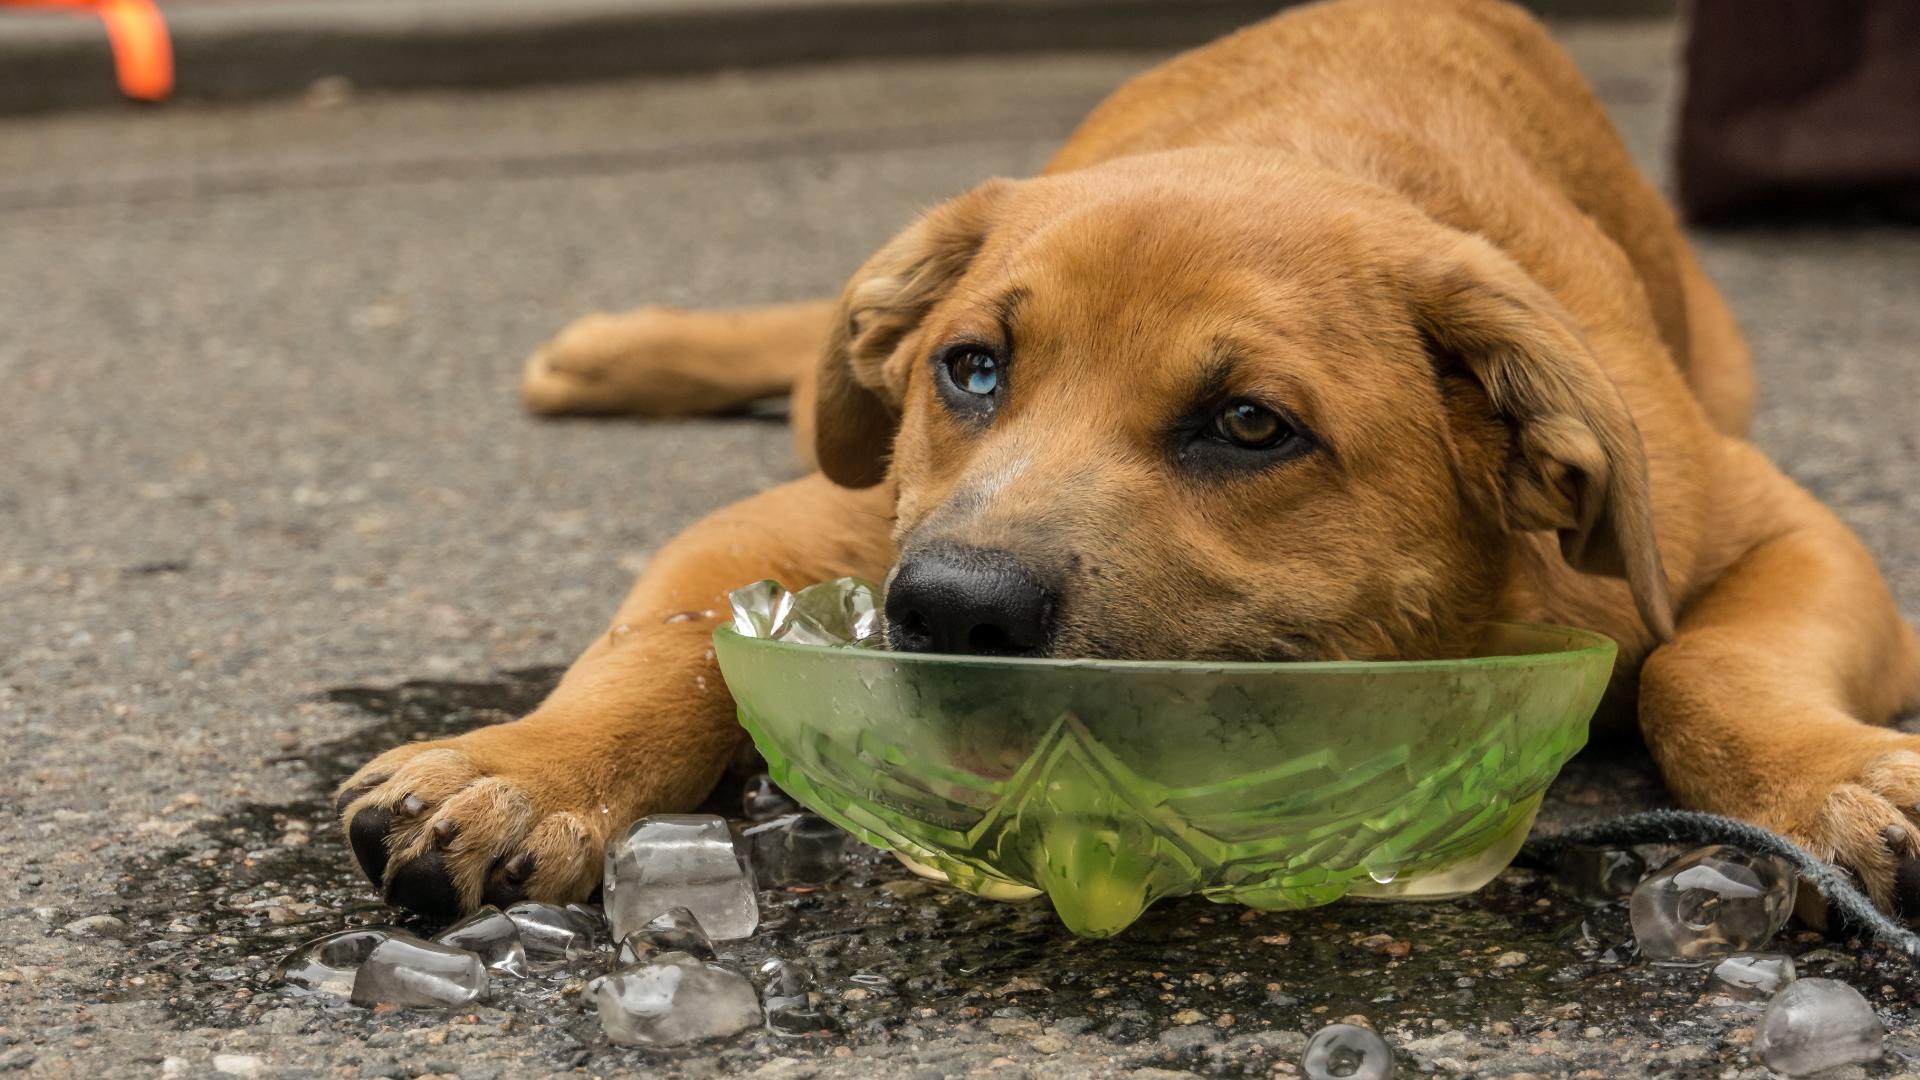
(713, 623), (1615, 938)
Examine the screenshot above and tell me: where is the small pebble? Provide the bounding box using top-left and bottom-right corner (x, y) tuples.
(61, 915), (129, 939)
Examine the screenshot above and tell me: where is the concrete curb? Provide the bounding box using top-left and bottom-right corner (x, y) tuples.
(0, 0), (1678, 115)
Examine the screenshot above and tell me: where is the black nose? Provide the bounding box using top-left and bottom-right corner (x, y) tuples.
(886, 546), (1057, 656)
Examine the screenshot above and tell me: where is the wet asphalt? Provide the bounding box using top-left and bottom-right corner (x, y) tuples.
(3, 16), (1920, 1080)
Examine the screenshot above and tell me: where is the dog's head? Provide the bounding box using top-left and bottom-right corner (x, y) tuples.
(816, 152), (1672, 661)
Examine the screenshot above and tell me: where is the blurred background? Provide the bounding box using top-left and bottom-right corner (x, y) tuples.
(8, 0), (1918, 216)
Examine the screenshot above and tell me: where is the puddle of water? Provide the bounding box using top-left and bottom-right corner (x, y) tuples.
(95, 671), (561, 1015)
(76, 669), (1920, 1075)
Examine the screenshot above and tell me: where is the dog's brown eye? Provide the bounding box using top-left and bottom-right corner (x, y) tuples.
(1212, 401), (1289, 448)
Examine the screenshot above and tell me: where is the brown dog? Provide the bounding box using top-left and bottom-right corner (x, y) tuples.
(338, 0), (1920, 919)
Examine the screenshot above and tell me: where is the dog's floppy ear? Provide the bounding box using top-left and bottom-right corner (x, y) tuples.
(815, 181), (1010, 488)
(1415, 235), (1675, 641)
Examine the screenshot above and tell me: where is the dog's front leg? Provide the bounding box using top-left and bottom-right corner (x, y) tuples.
(334, 473), (896, 917)
(1638, 453), (1920, 911)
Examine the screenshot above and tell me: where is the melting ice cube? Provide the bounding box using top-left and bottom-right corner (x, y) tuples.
(590, 955), (761, 1046)
(743, 813), (850, 887)
(503, 902), (601, 965)
(605, 814), (757, 942)
(728, 581), (793, 639)
(272, 927), (396, 998)
(613, 906), (715, 968)
(348, 934), (487, 1009)
(741, 773), (800, 821)
(780, 577), (881, 644)
(1555, 846), (1647, 904)
(728, 577), (881, 645)
(1708, 952), (1794, 1002)
(1752, 977), (1884, 1075)
(1628, 845), (1796, 962)
(432, 906), (528, 978)
(756, 957), (812, 998)
(1300, 1023), (1394, 1080)
(757, 957), (826, 1036)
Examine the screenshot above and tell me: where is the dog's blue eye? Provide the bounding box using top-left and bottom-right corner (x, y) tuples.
(947, 350), (999, 396)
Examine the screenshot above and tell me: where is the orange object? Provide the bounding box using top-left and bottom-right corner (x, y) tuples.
(3, 0), (174, 102)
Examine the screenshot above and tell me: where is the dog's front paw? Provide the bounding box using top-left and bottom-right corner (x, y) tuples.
(334, 728), (611, 919)
(1783, 742), (1920, 915)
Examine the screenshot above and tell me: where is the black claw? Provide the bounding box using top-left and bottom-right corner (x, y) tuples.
(347, 806), (394, 887)
(481, 851), (536, 908)
(334, 776), (384, 817)
(502, 850), (536, 883)
(385, 850), (463, 920)
(431, 818), (459, 847)
(334, 768), (389, 810)
(1896, 855), (1920, 918)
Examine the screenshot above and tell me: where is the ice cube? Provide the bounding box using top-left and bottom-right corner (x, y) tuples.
(613, 906), (715, 968)
(1708, 952), (1795, 1001)
(756, 957), (812, 998)
(771, 611), (840, 646)
(1752, 977), (1884, 1075)
(271, 927), (396, 998)
(743, 813), (849, 887)
(590, 955), (762, 1046)
(741, 773), (799, 821)
(504, 901), (600, 965)
(605, 814), (758, 942)
(728, 581), (793, 639)
(1628, 845), (1796, 962)
(778, 578), (881, 645)
(764, 994), (826, 1037)
(1555, 846), (1646, 904)
(1300, 1023), (1393, 1080)
(565, 903), (609, 939)
(432, 906), (528, 977)
(757, 957), (826, 1036)
(1565, 914), (1638, 966)
(348, 934), (487, 1008)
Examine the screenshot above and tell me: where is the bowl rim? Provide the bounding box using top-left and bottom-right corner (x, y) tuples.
(713, 620), (1617, 676)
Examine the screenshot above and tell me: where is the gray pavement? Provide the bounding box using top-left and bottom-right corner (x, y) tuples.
(3, 17), (1920, 1080)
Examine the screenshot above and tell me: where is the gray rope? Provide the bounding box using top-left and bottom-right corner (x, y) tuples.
(1518, 809), (1920, 961)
